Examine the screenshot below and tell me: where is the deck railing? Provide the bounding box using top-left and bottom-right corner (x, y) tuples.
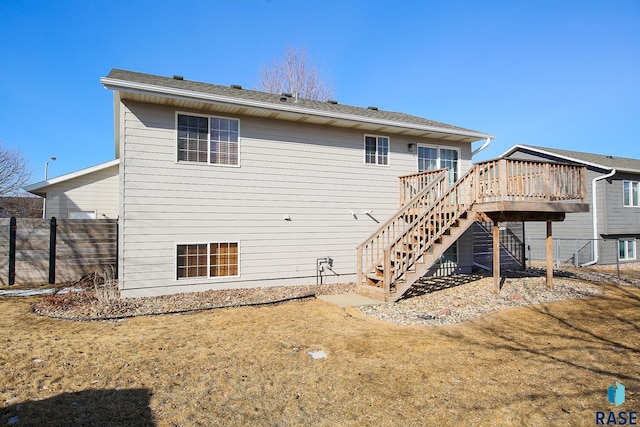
(474, 159), (585, 203)
(357, 159), (586, 293)
(398, 169), (450, 206)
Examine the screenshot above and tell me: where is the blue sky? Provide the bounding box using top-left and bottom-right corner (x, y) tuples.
(1, 0), (639, 184)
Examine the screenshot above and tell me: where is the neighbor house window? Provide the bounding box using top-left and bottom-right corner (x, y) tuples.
(619, 238), (636, 261)
(177, 114), (239, 166)
(364, 135), (389, 165)
(623, 181), (639, 207)
(177, 242), (239, 279)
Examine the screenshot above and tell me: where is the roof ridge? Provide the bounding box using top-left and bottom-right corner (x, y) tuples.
(514, 144), (640, 172)
(524, 144), (638, 162)
(104, 68), (493, 139)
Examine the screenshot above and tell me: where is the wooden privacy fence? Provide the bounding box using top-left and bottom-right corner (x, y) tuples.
(0, 217), (118, 286)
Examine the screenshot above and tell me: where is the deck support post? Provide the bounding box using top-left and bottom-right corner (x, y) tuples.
(546, 221), (553, 288)
(493, 222), (500, 294)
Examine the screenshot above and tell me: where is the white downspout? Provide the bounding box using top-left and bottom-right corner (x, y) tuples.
(472, 137), (492, 156)
(581, 168), (616, 266)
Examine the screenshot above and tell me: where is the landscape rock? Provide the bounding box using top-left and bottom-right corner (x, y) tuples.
(358, 275), (601, 326)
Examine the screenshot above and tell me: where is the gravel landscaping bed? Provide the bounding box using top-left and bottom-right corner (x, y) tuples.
(357, 275), (602, 326)
(30, 267), (633, 323)
(31, 281), (356, 320)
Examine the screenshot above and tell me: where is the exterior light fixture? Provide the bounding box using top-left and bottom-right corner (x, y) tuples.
(43, 156), (57, 218)
(44, 156), (57, 180)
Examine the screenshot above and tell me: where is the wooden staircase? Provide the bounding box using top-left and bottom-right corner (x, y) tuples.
(356, 158), (588, 302)
(357, 166), (478, 301)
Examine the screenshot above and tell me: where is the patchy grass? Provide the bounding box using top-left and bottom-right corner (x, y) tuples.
(1, 282), (639, 426)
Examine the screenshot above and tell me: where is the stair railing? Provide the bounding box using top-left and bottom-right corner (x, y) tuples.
(398, 169), (452, 206)
(356, 169), (448, 289)
(383, 166), (477, 291)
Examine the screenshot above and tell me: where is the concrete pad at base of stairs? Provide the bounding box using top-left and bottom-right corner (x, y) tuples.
(317, 293), (387, 307)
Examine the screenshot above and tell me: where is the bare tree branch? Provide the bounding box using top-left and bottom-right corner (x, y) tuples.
(258, 46), (335, 102)
(0, 141), (31, 196)
(0, 196), (42, 218)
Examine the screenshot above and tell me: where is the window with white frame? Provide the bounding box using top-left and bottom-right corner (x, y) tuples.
(619, 238), (636, 261)
(364, 135), (389, 165)
(176, 242), (239, 279)
(418, 145), (460, 183)
(177, 114), (239, 166)
(68, 210), (96, 219)
(623, 181), (639, 207)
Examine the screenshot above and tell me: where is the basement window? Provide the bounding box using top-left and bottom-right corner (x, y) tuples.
(623, 181), (639, 207)
(177, 114), (239, 166)
(364, 135), (389, 165)
(176, 242), (239, 279)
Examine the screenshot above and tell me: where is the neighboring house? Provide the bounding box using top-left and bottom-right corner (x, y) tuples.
(501, 145), (640, 265)
(24, 159), (119, 219)
(93, 69), (501, 298)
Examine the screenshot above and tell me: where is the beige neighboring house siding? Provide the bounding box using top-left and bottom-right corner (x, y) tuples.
(44, 163), (119, 219)
(118, 100), (473, 297)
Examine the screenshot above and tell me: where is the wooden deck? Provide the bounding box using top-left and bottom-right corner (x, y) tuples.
(357, 159), (589, 302)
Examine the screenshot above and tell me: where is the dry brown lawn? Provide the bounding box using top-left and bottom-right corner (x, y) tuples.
(1, 281), (639, 426)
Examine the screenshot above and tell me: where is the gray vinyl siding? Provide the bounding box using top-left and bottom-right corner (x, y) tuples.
(44, 165), (119, 219)
(119, 100), (473, 297)
(505, 148), (640, 265)
(604, 172), (640, 236)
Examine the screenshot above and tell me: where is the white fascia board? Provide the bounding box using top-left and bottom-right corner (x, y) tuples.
(100, 77), (494, 141)
(24, 159), (120, 193)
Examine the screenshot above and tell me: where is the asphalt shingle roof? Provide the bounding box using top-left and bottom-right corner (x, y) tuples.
(105, 69), (492, 138)
(522, 145), (640, 172)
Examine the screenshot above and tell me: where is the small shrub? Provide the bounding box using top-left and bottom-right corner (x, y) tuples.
(93, 265), (120, 305)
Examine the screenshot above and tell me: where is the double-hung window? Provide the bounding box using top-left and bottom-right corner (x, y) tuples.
(177, 114), (239, 166)
(619, 238), (636, 261)
(623, 181), (639, 207)
(176, 242), (239, 279)
(364, 135), (389, 165)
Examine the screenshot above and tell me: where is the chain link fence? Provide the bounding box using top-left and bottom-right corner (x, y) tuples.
(526, 237), (622, 268)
